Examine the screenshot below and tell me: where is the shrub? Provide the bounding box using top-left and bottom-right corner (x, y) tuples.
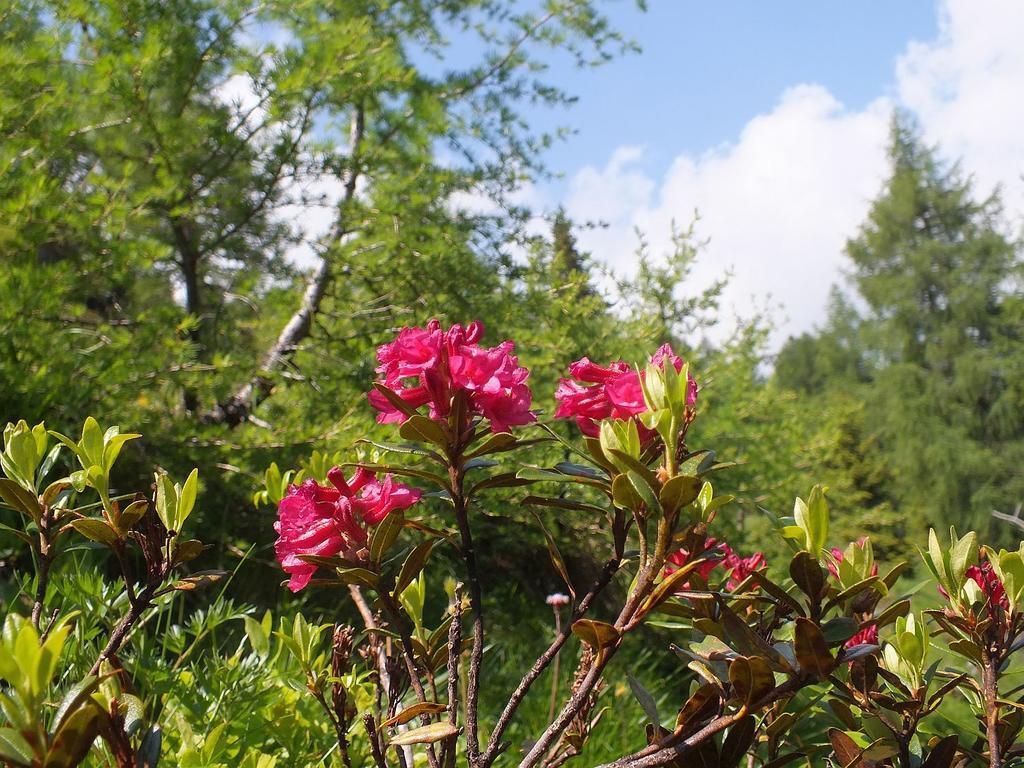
(3, 321), (1024, 767)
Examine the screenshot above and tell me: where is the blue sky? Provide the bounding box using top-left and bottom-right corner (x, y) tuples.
(518, 0), (1024, 348)
(539, 2), (935, 182)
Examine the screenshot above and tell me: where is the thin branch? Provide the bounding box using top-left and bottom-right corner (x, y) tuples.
(205, 102), (364, 425)
(598, 676), (809, 768)
(479, 555), (620, 767)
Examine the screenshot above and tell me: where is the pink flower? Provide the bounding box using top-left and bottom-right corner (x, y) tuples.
(967, 558), (1010, 613)
(546, 593), (570, 607)
(846, 624), (878, 649)
(664, 539), (765, 593)
(554, 343), (697, 437)
(827, 539), (878, 579)
(369, 320), (535, 433)
(275, 467), (421, 592)
(665, 538), (728, 588)
(722, 549), (766, 590)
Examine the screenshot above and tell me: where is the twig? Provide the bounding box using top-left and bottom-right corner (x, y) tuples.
(363, 714), (389, 768)
(89, 585), (155, 676)
(451, 464), (484, 765)
(443, 587), (464, 768)
(479, 556), (620, 767)
(31, 505), (54, 629)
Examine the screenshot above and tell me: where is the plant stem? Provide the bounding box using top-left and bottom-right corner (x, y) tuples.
(90, 584), (155, 675)
(363, 714), (389, 768)
(443, 589), (463, 768)
(450, 456), (484, 765)
(982, 647), (1002, 768)
(479, 555), (620, 767)
(381, 596), (440, 768)
(31, 505), (52, 629)
(547, 607), (562, 723)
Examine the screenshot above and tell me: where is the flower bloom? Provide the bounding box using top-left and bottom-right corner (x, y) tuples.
(546, 593), (571, 607)
(275, 467), (421, 592)
(967, 558), (1010, 613)
(846, 624), (878, 649)
(664, 538), (764, 592)
(826, 540), (878, 579)
(368, 319), (535, 433)
(554, 344), (697, 438)
(722, 549), (766, 590)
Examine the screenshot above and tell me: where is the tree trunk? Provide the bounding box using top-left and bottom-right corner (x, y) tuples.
(203, 104), (364, 426)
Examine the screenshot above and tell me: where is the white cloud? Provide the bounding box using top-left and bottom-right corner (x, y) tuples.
(563, 0), (1024, 349)
(896, 0), (1024, 213)
(567, 86), (891, 344)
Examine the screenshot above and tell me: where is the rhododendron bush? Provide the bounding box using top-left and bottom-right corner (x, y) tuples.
(5, 321), (1024, 767)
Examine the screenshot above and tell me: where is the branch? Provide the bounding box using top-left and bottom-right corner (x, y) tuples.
(519, 516), (673, 768)
(89, 584), (156, 676)
(479, 555), (620, 767)
(598, 676), (809, 768)
(204, 103), (364, 425)
(451, 464), (484, 765)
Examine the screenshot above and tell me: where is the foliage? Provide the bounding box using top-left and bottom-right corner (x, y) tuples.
(773, 117), (1024, 544)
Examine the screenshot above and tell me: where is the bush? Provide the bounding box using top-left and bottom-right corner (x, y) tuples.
(3, 320), (1024, 767)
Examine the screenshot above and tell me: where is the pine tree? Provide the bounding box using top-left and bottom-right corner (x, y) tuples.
(776, 117), (1024, 542)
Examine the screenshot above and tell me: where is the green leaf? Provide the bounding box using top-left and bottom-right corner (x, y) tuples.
(45, 700), (102, 768)
(789, 550), (825, 603)
(101, 432), (140, 471)
(516, 466), (606, 488)
(949, 530), (978, 587)
(468, 473), (534, 495)
(176, 468), (199, 530)
(611, 474), (642, 510)
(372, 384), (418, 420)
(69, 518), (118, 546)
(464, 432), (516, 458)
(369, 510), (405, 564)
(571, 619), (619, 651)
(658, 475), (701, 516)
(52, 675), (103, 736)
(334, 567), (380, 589)
(821, 617), (859, 646)
(532, 512), (574, 598)
(720, 715), (756, 768)
(627, 470), (662, 516)
(794, 617), (833, 679)
(380, 702), (448, 729)
(728, 655), (774, 706)
(155, 473), (177, 531)
(399, 415), (449, 448)
(0, 479), (40, 523)
(522, 496), (606, 515)
(676, 683), (720, 729)
(118, 694), (145, 737)
(394, 541), (434, 597)
(0, 728), (35, 767)
(627, 673), (659, 725)
(118, 499), (149, 530)
(351, 463), (448, 489)
(389, 722), (460, 746)
(794, 486), (828, 554)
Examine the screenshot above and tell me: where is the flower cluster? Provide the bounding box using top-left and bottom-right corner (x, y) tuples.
(847, 625), (879, 648)
(968, 557), (1010, 613)
(665, 537), (765, 591)
(826, 542), (878, 579)
(554, 344), (697, 438)
(368, 319), (535, 433)
(275, 467), (421, 592)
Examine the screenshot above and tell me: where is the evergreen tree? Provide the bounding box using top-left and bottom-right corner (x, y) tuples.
(774, 117), (1024, 541)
